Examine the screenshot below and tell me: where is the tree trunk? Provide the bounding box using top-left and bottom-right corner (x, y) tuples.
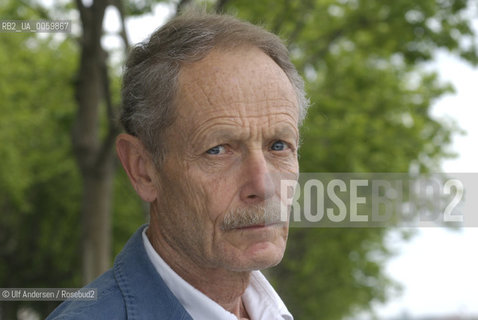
(73, 0), (117, 284)
(80, 167), (114, 282)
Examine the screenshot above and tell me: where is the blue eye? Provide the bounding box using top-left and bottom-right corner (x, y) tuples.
(271, 140), (287, 151)
(206, 145), (225, 155)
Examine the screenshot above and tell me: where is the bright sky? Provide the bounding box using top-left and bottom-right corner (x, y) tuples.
(373, 50), (478, 318)
(103, 4), (478, 319)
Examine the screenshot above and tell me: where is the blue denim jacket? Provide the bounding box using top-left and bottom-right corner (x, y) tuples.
(47, 225), (193, 320)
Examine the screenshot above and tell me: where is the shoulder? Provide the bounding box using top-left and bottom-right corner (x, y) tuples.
(46, 225), (192, 320)
(46, 269), (126, 320)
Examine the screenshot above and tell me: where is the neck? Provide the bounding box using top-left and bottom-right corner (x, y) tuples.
(147, 216), (251, 319)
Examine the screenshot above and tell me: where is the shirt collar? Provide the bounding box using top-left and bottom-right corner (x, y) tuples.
(142, 227), (293, 320)
(113, 225), (192, 320)
(243, 272), (293, 320)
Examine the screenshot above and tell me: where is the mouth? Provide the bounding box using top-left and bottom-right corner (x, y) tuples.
(237, 224), (266, 230)
(235, 222), (283, 231)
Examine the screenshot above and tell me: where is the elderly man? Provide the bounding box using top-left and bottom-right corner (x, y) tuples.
(48, 11), (308, 320)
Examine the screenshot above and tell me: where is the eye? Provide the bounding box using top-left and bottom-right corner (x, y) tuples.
(270, 140), (287, 151)
(206, 145), (226, 155)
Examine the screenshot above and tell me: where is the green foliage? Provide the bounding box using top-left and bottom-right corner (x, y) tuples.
(1, 0), (476, 319)
(0, 3), (144, 318)
(275, 228), (397, 319)
(0, 30), (81, 317)
(125, 0), (171, 16)
(300, 56), (455, 172)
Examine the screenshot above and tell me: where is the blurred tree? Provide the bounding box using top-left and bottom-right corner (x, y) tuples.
(72, 0), (123, 283)
(0, 1), (144, 318)
(1, 0), (477, 319)
(0, 25), (81, 319)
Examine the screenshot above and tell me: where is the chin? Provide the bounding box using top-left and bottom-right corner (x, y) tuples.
(252, 256), (283, 270)
(216, 227), (288, 271)
(229, 244), (286, 272)
(232, 256), (284, 272)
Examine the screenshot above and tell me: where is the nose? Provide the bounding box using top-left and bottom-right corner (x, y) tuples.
(239, 151), (275, 204)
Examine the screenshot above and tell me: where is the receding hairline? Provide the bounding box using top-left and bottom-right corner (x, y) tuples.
(175, 45), (300, 111)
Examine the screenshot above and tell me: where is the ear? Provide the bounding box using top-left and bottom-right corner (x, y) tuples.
(116, 133), (158, 202)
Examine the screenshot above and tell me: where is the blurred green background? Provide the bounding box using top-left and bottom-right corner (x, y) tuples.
(1, 0), (477, 319)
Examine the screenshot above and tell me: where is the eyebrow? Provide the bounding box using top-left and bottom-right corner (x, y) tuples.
(201, 128), (244, 143)
(269, 125), (299, 140)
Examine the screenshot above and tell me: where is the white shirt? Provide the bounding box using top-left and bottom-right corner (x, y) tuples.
(142, 228), (293, 320)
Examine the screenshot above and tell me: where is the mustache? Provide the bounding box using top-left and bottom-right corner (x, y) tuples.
(221, 201), (285, 231)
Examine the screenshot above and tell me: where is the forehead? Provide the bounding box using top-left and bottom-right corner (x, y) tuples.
(175, 47), (299, 121)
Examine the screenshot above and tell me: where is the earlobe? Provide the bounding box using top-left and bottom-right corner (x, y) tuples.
(116, 133), (158, 202)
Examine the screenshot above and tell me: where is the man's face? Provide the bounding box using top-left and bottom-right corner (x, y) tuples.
(153, 47), (299, 272)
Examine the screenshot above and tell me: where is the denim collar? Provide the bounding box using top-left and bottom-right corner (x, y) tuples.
(113, 224), (193, 320)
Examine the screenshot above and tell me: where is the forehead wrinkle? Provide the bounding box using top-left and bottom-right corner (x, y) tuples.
(189, 113), (299, 148)
(191, 110), (297, 134)
(183, 100), (298, 123)
(179, 70), (296, 110)
(178, 78), (215, 115)
(177, 83), (298, 126)
(189, 118), (244, 146)
(179, 52), (296, 109)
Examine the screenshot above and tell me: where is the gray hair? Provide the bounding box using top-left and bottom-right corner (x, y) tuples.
(120, 11), (309, 166)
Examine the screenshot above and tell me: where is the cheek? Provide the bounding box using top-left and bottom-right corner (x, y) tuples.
(189, 170), (234, 223)
(156, 162), (207, 224)
(272, 154), (299, 172)
(170, 161), (228, 227)
(156, 169), (215, 253)
(184, 179), (211, 221)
